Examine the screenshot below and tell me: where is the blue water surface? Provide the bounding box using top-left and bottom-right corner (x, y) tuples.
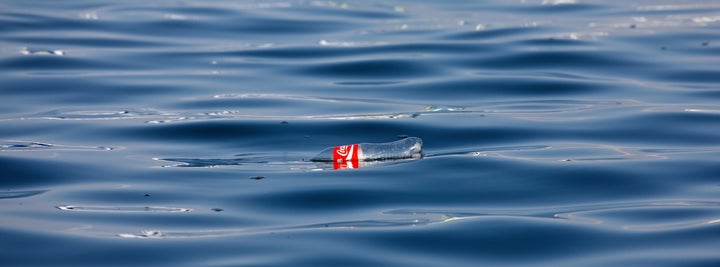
(1, 0), (720, 266)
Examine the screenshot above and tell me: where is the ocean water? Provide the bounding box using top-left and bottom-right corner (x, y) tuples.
(1, 0), (720, 266)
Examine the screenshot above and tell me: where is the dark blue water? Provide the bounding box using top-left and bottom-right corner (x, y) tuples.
(2, 0), (720, 266)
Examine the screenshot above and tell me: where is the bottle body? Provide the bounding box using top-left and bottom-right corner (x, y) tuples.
(311, 137), (423, 169)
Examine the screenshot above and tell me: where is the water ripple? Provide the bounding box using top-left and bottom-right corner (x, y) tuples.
(0, 141), (113, 152)
(16, 109), (166, 121)
(57, 205), (191, 213)
(289, 58), (444, 79)
(112, 199), (720, 239)
(117, 218), (431, 239)
(0, 190), (47, 199)
(388, 200), (720, 232)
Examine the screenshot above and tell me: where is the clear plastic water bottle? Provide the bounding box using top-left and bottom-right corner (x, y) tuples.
(310, 137), (423, 169)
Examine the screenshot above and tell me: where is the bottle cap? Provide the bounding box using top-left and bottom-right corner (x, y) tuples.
(333, 144), (359, 169)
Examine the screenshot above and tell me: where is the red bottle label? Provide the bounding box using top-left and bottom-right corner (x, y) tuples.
(333, 144), (359, 170)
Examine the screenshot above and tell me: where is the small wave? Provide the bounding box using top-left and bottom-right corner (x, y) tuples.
(57, 205), (191, 213)
(0, 141), (113, 152)
(17, 109), (167, 121)
(312, 112), (420, 120)
(0, 190), (47, 199)
(20, 47), (65, 56)
(117, 218), (432, 239)
(335, 81), (405, 86)
(554, 201), (720, 231)
(427, 145), (552, 158)
(387, 199), (720, 232)
(427, 143), (720, 162)
(156, 156), (267, 168)
(116, 199), (720, 239)
(289, 58), (445, 79)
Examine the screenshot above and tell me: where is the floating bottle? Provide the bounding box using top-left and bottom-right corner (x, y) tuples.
(310, 137), (423, 169)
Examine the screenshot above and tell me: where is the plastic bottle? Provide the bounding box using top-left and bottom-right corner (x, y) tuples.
(310, 137), (423, 169)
